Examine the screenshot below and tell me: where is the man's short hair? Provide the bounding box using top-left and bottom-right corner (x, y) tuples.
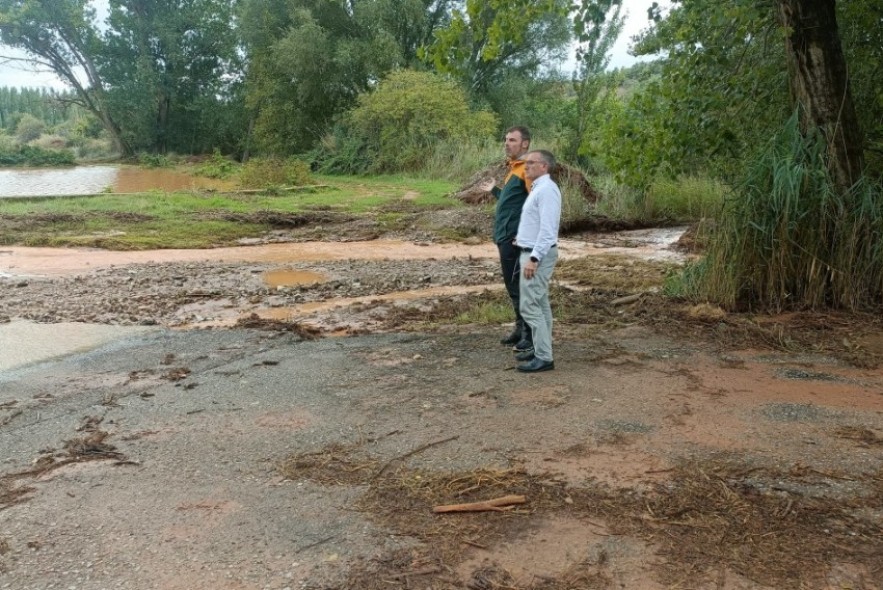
(506, 126), (531, 143)
(529, 149), (556, 170)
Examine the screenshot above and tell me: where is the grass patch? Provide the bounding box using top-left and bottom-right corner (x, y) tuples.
(0, 175), (460, 249)
(591, 173), (726, 224)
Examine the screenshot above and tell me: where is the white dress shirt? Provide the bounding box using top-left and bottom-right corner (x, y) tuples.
(514, 173), (561, 261)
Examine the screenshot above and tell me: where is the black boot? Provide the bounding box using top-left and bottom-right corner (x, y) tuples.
(513, 324), (533, 352)
(500, 320), (523, 346)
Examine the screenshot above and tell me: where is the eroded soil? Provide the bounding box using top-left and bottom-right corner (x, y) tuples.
(1, 214), (882, 590)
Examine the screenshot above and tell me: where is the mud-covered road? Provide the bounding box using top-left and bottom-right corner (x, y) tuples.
(2, 227), (882, 590)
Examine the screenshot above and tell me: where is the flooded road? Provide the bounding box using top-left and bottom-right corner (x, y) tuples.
(0, 228), (687, 278)
(0, 165), (234, 197)
(0, 228), (687, 371)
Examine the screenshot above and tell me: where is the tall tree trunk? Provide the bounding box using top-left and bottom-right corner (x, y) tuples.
(779, 0), (864, 193)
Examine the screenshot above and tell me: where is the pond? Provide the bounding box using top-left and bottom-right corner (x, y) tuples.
(0, 165), (235, 198)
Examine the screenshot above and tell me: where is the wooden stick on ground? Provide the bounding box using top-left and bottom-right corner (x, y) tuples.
(433, 494), (526, 513)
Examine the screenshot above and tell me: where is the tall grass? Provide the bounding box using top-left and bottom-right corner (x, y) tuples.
(419, 137), (500, 183)
(677, 113), (883, 311)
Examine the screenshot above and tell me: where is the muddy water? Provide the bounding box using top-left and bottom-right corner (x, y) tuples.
(0, 229), (687, 278)
(0, 320), (155, 372)
(0, 166), (235, 198)
(1, 229), (687, 368)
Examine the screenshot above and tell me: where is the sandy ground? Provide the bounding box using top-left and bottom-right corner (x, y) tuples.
(1, 229), (882, 590)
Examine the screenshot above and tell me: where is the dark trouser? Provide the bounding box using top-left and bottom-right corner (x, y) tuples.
(497, 240), (526, 331)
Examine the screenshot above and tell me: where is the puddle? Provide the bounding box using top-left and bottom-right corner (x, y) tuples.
(263, 269), (327, 288)
(174, 284), (497, 329)
(0, 320), (155, 373)
(0, 166), (234, 198)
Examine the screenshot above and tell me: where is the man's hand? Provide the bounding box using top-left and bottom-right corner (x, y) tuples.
(523, 259), (537, 280)
(479, 178), (496, 193)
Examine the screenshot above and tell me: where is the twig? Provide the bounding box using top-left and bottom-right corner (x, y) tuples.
(433, 494), (526, 513)
(389, 567), (441, 580)
(371, 435), (459, 480)
(295, 535), (335, 554)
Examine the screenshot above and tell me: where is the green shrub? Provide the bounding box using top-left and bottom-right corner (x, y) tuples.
(309, 129), (372, 175)
(346, 69), (498, 173)
(15, 113), (45, 143)
(239, 157), (311, 189)
(0, 144), (75, 166)
(137, 153), (173, 168)
(195, 149), (239, 179)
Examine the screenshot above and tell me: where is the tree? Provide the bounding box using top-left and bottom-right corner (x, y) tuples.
(421, 0), (571, 96)
(239, 0), (429, 154)
(778, 0), (864, 193)
(0, 0), (130, 154)
(625, 0), (878, 184)
(15, 111), (42, 142)
(100, 0), (242, 154)
(566, 0), (624, 164)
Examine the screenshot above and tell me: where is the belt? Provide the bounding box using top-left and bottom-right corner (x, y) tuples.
(517, 244), (555, 252)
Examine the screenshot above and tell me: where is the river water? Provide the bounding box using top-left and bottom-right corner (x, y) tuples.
(0, 165), (234, 197)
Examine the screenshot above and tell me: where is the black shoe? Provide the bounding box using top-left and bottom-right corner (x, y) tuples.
(517, 357), (554, 373)
(514, 349), (535, 362)
(500, 328), (521, 346)
(513, 338), (533, 352)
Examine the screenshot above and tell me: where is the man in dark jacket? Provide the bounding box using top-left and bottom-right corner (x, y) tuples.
(480, 126), (533, 352)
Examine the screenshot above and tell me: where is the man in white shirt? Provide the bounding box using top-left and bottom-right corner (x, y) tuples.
(513, 150), (561, 373)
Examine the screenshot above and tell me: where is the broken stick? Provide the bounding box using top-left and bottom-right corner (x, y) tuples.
(433, 494), (526, 513)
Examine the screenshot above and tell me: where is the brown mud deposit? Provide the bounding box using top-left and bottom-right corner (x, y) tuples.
(1, 216), (883, 589)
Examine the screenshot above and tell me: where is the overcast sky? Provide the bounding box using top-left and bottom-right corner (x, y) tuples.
(0, 0), (665, 90)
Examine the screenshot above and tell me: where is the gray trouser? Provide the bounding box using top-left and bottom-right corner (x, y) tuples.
(518, 248), (557, 361)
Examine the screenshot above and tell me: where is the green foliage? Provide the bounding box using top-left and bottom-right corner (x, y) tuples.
(100, 0), (244, 155)
(682, 114), (883, 311)
(0, 144), (75, 166)
(15, 113), (44, 143)
(643, 176), (727, 222)
(345, 70), (498, 173)
(239, 0), (443, 155)
(0, 0), (131, 154)
(0, 87), (86, 132)
(137, 153), (173, 168)
(195, 150), (239, 179)
(239, 158), (312, 189)
(420, 138), (500, 183)
(422, 0), (571, 96)
(565, 0), (624, 165)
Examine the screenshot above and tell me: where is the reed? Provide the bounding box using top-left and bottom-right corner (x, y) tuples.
(682, 113), (883, 311)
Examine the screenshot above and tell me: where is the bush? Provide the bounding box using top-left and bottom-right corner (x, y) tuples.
(239, 157), (311, 189)
(195, 149), (239, 179)
(0, 144), (75, 166)
(15, 113), (45, 143)
(138, 153), (173, 168)
(346, 70), (498, 173)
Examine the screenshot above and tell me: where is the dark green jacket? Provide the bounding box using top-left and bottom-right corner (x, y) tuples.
(491, 158), (532, 244)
